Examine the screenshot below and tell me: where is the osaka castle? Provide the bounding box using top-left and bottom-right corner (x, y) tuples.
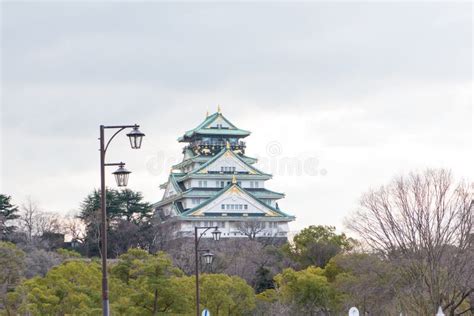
(153, 107), (295, 239)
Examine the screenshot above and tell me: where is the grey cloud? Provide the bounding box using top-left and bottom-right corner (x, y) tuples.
(1, 2), (471, 230)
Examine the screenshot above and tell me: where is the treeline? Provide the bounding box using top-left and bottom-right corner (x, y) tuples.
(1, 169), (473, 315)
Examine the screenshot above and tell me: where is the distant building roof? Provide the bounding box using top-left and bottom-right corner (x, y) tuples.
(178, 112), (251, 142)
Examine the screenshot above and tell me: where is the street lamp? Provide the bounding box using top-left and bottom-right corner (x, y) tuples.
(126, 125), (145, 149)
(211, 228), (221, 241)
(99, 124), (145, 316)
(202, 251), (214, 265)
(112, 163), (131, 187)
(194, 226), (221, 316)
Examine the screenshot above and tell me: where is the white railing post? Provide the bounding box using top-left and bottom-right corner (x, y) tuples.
(436, 306), (445, 316)
(349, 307), (359, 316)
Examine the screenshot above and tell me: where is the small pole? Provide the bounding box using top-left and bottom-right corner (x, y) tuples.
(195, 226), (200, 316)
(99, 125), (109, 316)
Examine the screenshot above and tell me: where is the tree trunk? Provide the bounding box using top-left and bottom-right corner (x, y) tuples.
(152, 288), (158, 316)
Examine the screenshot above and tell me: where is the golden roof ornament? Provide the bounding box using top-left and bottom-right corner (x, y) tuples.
(206, 109), (209, 117)
(232, 175), (237, 184)
(217, 104), (221, 113)
(226, 141), (230, 150)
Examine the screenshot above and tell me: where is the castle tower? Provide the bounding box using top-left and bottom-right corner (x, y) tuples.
(153, 108), (295, 239)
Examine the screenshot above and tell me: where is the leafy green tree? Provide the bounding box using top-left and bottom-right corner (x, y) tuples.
(5, 260), (103, 315)
(0, 194), (19, 239)
(0, 242), (25, 311)
(56, 248), (82, 259)
(111, 248), (193, 315)
(200, 273), (256, 316)
(286, 225), (353, 268)
(273, 266), (339, 315)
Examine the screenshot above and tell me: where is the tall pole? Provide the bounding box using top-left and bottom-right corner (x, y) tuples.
(99, 125), (109, 316)
(194, 226), (200, 316)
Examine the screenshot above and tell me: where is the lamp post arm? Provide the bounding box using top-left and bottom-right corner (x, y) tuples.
(104, 127), (126, 154)
(196, 226), (219, 245)
(102, 124), (140, 155)
(104, 162), (125, 167)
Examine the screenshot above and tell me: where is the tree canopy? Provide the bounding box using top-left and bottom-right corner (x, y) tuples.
(78, 188), (153, 257)
(286, 225), (353, 268)
(0, 194), (19, 239)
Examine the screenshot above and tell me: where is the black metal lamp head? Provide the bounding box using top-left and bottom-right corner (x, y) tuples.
(202, 251), (214, 265)
(126, 125), (145, 149)
(211, 228), (221, 241)
(112, 163), (131, 187)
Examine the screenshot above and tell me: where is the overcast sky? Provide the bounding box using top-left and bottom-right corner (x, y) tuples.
(1, 2), (472, 233)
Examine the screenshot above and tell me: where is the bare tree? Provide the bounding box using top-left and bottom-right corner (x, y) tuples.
(150, 219), (179, 252)
(19, 197), (41, 242)
(18, 198), (64, 243)
(34, 212), (63, 236)
(235, 220), (267, 239)
(346, 169), (473, 315)
(63, 215), (85, 242)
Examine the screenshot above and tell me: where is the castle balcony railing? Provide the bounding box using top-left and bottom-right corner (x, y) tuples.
(191, 140), (245, 148)
(185, 140), (246, 154)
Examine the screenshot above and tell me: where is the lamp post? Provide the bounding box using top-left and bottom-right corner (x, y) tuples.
(99, 124), (145, 316)
(194, 226), (221, 316)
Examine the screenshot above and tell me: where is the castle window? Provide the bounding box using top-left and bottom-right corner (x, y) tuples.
(220, 166), (236, 173)
(221, 204), (225, 210)
(244, 205), (248, 210)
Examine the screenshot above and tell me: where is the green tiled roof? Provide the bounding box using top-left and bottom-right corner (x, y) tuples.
(172, 156), (209, 169)
(158, 173), (185, 192)
(178, 112), (250, 142)
(180, 183), (293, 218)
(240, 155), (258, 164)
(185, 147), (270, 177)
(178, 215), (294, 222)
(173, 153), (257, 170)
(182, 187), (284, 199)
